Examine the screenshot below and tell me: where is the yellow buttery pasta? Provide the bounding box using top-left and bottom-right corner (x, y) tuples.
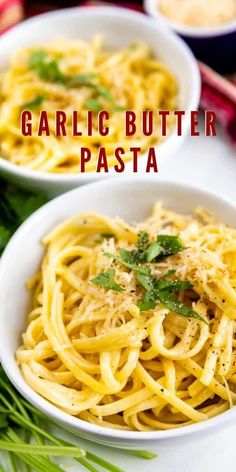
(16, 204), (236, 431)
(0, 37), (178, 173)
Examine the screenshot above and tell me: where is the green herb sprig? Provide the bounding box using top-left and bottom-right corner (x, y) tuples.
(101, 232), (206, 323)
(21, 95), (46, 110)
(105, 250), (150, 275)
(28, 50), (123, 113)
(91, 268), (124, 293)
(130, 232), (185, 264)
(29, 50), (68, 84)
(137, 271), (206, 323)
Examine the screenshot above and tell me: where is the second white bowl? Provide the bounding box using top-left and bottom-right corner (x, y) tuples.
(0, 6), (200, 196)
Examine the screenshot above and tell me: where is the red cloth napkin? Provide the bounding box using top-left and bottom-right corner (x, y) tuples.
(200, 63), (236, 145)
(0, 0), (235, 144)
(0, 0), (23, 33)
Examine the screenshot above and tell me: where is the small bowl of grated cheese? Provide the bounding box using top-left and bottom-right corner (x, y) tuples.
(145, 0), (236, 73)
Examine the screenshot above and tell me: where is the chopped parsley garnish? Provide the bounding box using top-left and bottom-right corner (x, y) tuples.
(28, 50), (123, 112)
(103, 232), (206, 323)
(118, 248), (150, 274)
(137, 297), (155, 312)
(114, 232), (185, 267)
(68, 72), (98, 87)
(29, 50), (66, 84)
(155, 279), (193, 292)
(136, 232), (185, 262)
(29, 50), (96, 86)
(156, 234), (185, 258)
(136, 272), (153, 291)
(91, 268), (124, 293)
(156, 289), (203, 322)
(137, 272), (206, 323)
(21, 95), (45, 110)
(95, 85), (124, 112)
(145, 242), (162, 262)
(136, 231), (149, 251)
(85, 98), (103, 112)
(105, 249), (149, 274)
(104, 251), (116, 260)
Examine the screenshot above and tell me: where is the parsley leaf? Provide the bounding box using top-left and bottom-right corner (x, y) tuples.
(105, 249), (149, 274)
(21, 95), (45, 110)
(155, 279), (193, 292)
(104, 251), (116, 261)
(29, 51), (96, 87)
(145, 242), (162, 262)
(156, 289), (205, 322)
(28, 50), (48, 68)
(156, 235), (184, 258)
(136, 271), (205, 323)
(118, 248), (150, 274)
(96, 85), (113, 100)
(68, 73), (97, 87)
(104, 231), (205, 323)
(136, 232), (149, 251)
(137, 297), (155, 311)
(91, 268), (124, 292)
(134, 233), (185, 264)
(85, 98), (103, 112)
(95, 85), (124, 112)
(28, 50), (122, 113)
(29, 50), (66, 84)
(136, 272), (153, 291)
(163, 269), (176, 277)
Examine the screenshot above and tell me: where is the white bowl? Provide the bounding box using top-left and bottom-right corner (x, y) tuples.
(0, 177), (236, 450)
(0, 6), (200, 196)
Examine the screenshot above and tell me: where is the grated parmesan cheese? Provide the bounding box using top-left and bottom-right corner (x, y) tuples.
(159, 0), (236, 27)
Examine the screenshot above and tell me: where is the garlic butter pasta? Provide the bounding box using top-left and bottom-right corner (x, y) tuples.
(0, 37), (178, 173)
(16, 204), (236, 431)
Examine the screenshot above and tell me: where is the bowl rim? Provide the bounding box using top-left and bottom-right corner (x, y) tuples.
(144, 0), (236, 38)
(0, 5), (200, 184)
(0, 176), (236, 443)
